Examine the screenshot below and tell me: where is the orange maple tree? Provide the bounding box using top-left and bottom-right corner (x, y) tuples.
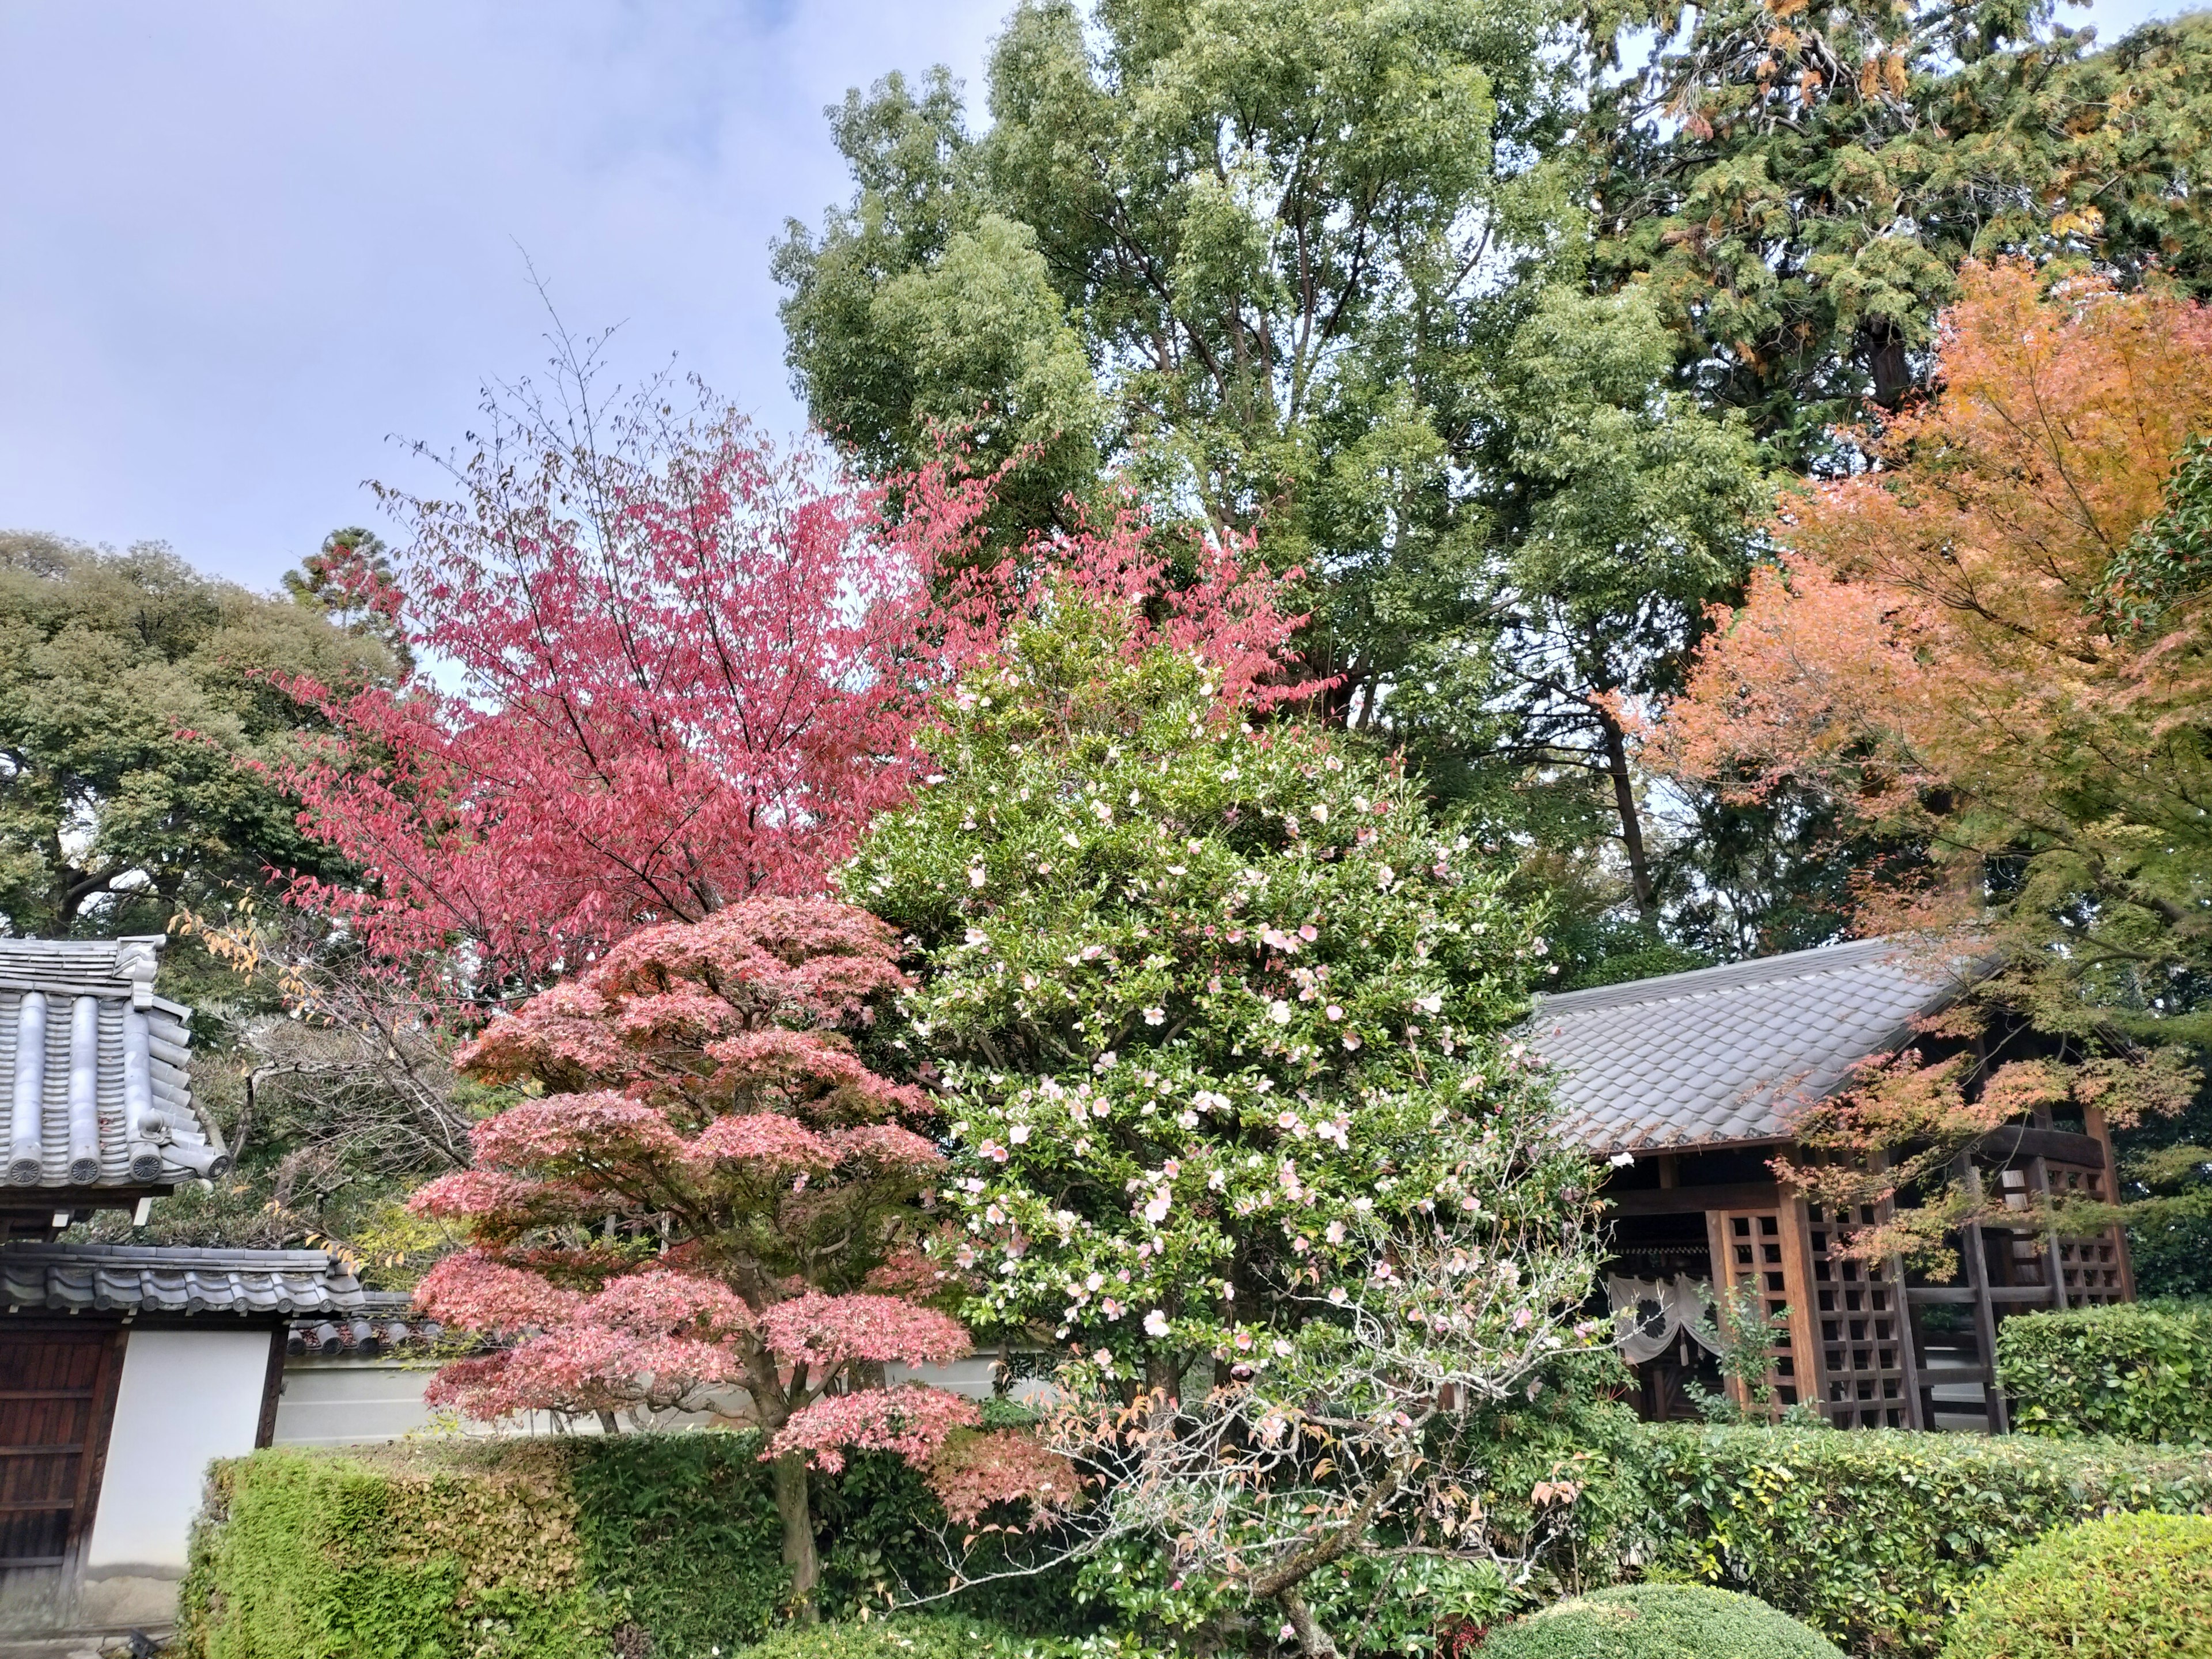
(1650, 260), (2212, 1262)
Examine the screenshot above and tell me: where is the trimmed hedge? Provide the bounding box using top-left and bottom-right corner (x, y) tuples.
(176, 1443), (597, 1659)
(1475, 1585), (1841, 1659)
(1940, 1512), (2212, 1658)
(179, 1431), (1084, 1659)
(178, 1419), (2212, 1659)
(1995, 1301), (2212, 1444)
(1593, 1423), (2212, 1658)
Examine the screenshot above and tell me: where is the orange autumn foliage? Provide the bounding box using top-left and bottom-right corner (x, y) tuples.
(1654, 260), (2212, 1036)
(1652, 261), (2212, 1266)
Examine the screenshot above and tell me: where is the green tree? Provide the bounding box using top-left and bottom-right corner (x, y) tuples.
(1578, 1), (2212, 461)
(845, 598), (1573, 1389)
(782, 0), (1783, 961)
(777, 0), (1574, 683)
(0, 532), (396, 937)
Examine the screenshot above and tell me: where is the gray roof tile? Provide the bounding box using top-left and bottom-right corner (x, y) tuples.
(0, 1243), (363, 1316)
(0, 935), (229, 1189)
(1525, 937), (1986, 1152)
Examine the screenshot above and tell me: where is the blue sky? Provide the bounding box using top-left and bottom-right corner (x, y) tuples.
(0, 0), (2188, 590)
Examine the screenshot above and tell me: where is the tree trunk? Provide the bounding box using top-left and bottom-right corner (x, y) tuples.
(1281, 1591), (1339, 1659)
(772, 1449), (821, 1620)
(1595, 700), (1657, 916)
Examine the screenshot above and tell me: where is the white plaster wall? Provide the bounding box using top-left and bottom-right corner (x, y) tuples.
(85, 1327), (271, 1573)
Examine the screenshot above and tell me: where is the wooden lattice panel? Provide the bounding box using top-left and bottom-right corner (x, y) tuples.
(1805, 1203), (1908, 1429)
(2046, 1161), (2128, 1304)
(1707, 1210), (1805, 1410)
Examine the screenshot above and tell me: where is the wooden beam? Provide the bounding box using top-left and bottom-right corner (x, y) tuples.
(1610, 1181), (1781, 1217)
(1973, 1127), (2106, 1169)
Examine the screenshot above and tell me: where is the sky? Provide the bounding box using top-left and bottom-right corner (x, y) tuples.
(0, 0), (2189, 592)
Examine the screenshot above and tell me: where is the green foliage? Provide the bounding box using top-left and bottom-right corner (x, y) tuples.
(0, 531), (395, 938)
(1575, 1424), (2212, 1657)
(566, 1431), (791, 1657)
(176, 1445), (595, 1659)
(180, 1433), (1094, 1659)
(1581, 0), (2212, 463)
(848, 606), (1573, 1381)
(736, 1613), (1105, 1659)
(1476, 1584), (1842, 1659)
(1938, 1512), (2212, 1659)
(1997, 1301), (2212, 1445)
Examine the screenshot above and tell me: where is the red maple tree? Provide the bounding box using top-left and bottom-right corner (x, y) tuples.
(277, 374), (1306, 994)
(410, 897), (1002, 1605)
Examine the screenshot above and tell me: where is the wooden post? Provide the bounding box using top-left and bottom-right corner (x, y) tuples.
(2028, 1154), (2068, 1311)
(1959, 1162), (2009, 1434)
(1787, 1195), (1832, 1424)
(2085, 1105), (2139, 1301)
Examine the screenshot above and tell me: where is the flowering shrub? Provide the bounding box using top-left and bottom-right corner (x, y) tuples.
(847, 603), (1608, 1652)
(410, 897), (982, 1606)
(849, 601), (1575, 1386)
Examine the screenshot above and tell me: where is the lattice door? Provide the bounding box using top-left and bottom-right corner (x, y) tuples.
(1707, 1211), (1804, 1410)
(1806, 1203), (1908, 1428)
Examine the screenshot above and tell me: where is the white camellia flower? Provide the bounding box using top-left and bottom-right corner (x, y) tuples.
(1143, 1006), (1166, 1025)
(1417, 993), (1444, 1014)
(1269, 999), (1293, 1025)
(1325, 1003), (1344, 1021)
(1143, 1309), (1171, 1338)
(1010, 1124), (1032, 1145)
(1143, 1195), (1171, 1223)
(967, 866), (987, 887)
(1376, 864), (1395, 889)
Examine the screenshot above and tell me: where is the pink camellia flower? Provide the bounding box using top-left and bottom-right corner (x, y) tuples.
(1298, 924), (1317, 942)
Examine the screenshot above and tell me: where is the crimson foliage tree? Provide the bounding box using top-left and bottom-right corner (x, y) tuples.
(278, 363), (1009, 990)
(409, 897), (981, 1607)
(280, 357), (1303, 997)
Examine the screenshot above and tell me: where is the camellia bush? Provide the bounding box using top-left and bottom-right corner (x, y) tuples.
(409, 898), (982, 1608)
(846, 601), (1610, 1653)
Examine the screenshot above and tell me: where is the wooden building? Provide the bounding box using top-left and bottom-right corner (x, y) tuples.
(0, 936), (366, 1635)
(1527, 938), (2134, 1432)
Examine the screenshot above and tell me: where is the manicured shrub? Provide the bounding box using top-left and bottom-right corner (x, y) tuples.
(176, 1444), (596, 1659)
(1567, 1422), (2212, 1657)
(1995, 1300), (2212, 1444)
(179, 1432), (1095, 1659)
(1475, 1585), (1841, 1658)
(1940, 1512), (2212, 1658)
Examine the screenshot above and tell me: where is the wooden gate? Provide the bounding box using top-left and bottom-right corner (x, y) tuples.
(0, 1323), (125, 1625)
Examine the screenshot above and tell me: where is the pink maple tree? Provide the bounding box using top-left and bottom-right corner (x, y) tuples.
(275, 369), (1307, 994)
(408, 896), (998, 1605)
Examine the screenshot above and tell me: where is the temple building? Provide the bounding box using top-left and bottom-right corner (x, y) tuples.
(1528, 937), (2133, 1432)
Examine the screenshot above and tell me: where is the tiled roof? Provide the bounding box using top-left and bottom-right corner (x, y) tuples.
(0, 1244), (365, 1316)
(0, 935), (230, 1189)
(288, 1293), (447, 1357)
(1525, 937), (1987, 1153)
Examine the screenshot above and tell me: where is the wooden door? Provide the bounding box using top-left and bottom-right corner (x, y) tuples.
(0, 1324), (125, 1626)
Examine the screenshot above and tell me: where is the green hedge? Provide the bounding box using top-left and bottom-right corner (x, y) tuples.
(179, 1430), (1086, 1659)
(1476, 1585), (1841, 1659)
(176, 1443), (597, 1659)
(1939, 1512), (2212, 1659)
(1600, 1423), (2212, 1658)
(1995, 1301), (2212, 1444)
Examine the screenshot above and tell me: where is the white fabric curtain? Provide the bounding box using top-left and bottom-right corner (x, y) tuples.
(1607, 1274), (1722, 1365)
